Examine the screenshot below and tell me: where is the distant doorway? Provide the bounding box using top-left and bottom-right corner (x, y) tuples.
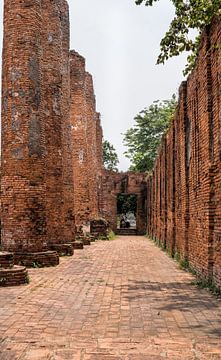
(117, 194), (137, 230)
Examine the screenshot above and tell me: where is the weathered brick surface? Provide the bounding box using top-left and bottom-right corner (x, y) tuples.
(0, 252), (29, 286)
(147, 18), (221, 288)
(58, 0), (75, 243)
(1, 0), (48, 254)
(70, 51), (91, 226)
(41, 0), (74, 246)
(90, 219), (109, 239)
(0, 252), (14, 269)
(85, 72), (99, 219)
(70, 51), (102, 227)
(14, 251), (59, 268)
(1, 0), (76, 262)
(0, 237), (220, 358)
(0, 265), (28, 286)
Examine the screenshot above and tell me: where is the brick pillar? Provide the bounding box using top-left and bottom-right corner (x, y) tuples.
(70, 51), (90, 227)
(1, 0), (59, 267)
(96, 113), (103, 170)
(58, 0), (75, 243)
(41, 0), (74, 255)
(85, 73), (99, 219)
(96, 113), (104, 216)
(41, 0), (65, 245)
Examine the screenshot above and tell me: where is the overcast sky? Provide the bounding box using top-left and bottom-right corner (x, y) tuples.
(0, 0), (187, 170)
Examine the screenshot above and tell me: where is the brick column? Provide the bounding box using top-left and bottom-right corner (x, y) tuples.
(85, 73), (99, 219)
(96, 112), (104, 216)
(41, 0), (74, 256)
(70, 51), (90, 227)
(1, 0), (59, 267)
(59, 0), (75, 244)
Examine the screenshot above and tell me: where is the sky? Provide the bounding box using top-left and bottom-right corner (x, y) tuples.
(0, 0), (188, 171)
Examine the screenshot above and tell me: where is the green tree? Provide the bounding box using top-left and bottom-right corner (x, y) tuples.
(124, 96), (177, 172)
(103, 140), (119, 172)
(117, 194), (137, 215)
(135, 0), (221, 74)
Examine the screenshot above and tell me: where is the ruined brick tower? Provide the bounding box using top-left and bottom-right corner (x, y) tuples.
(1, 0), (52, 261)
(70, 51), (103, 228)
(1, 0), (103, 268)
(0, 0), (76, 266)
(41, 0), (75, 250)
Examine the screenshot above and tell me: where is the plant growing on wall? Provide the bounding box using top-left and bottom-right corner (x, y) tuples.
(123, 95), (177, 172)
(135, 0), (221, 74)
(103, 140), (119, 172)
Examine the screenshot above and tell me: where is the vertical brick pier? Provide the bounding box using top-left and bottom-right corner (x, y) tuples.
(1, 0), (59, 267)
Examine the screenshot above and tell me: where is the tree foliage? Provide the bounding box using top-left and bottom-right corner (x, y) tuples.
(135, 0), (221, 74)
(123, 96), (177, 172)
(117, 194), (137, 215)
(103, 140), (119, 172)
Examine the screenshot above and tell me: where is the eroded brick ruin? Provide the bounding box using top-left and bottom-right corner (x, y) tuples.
(0, 0), (115, 285)
(70, 51), (103, 228)
(147, 18), (221, 288)
(0, 1), (221, 290)
(100, 171), (147, 235)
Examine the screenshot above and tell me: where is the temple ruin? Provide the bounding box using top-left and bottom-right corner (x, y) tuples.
(0, 1), (221, 290)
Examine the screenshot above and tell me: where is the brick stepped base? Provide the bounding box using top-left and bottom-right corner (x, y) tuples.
(0, 252), (14, 268)
(14, 251), (59, 268)
(82, 238), (91, 246)
(116, 229), (138, 236)
(88, 235), (96, 242)
(72, 242), (84, 250)
(90, 219), (109, 239)
(49, 244), (74, 257)
(76, 237), (91, 246)
(0, 252), (29, 287)
(0, 266), (28, 286)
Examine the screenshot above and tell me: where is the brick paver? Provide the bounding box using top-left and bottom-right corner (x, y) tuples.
(0, 236), (221, 359)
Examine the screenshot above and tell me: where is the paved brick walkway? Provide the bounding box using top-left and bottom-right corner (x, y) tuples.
(0, 236), (221, 359)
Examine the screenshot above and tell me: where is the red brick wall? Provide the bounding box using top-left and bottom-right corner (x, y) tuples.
(147, 18), (221, 288)
(210, 18), (221, 287)
(100, 171), (147, 235)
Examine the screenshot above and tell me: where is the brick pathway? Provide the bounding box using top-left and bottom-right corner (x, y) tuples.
(0, 236), (221, 359)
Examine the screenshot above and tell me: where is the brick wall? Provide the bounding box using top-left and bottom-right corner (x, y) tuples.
(147, 18), (221, 288)
(100, 171), (147, 235)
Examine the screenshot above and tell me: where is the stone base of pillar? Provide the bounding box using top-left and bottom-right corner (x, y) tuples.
(90, 219), (109, 240)
(0, 266), (29, 287)
(72, 242), (84, 250)
(88, 234), (96, 242)
(82, 238), (91, 246)
(0, 252), (29, 287)
(49, 244), (74, 257)
(14, 251), (59, 268)
(75, 235), (91, 246)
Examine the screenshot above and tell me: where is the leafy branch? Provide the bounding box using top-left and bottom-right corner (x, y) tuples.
(135, 0), (221, 74)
